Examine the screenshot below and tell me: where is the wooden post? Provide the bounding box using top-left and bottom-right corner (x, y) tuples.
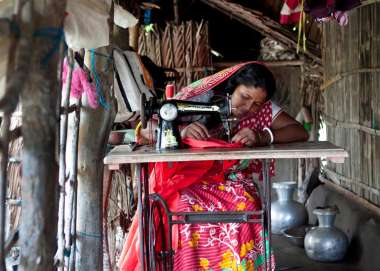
(173, 0), (180, 24)
(73, 48), (115, 270)
(0, 115), (10, 269)
(129, 24), (140, 51)
(19, 0), (67, 270)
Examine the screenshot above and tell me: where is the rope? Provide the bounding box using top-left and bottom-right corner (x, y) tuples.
(77, 230), (102, 239)
(33, 27), (64, 66)
(90, 49), (109, 109)
(296, 0), (306, 54)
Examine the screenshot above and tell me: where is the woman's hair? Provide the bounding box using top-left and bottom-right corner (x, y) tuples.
(225, 63), (276, 100)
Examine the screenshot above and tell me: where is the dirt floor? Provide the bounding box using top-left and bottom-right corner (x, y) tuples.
(273, 234), (360, 271)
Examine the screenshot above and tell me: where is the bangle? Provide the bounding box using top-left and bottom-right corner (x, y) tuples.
(263, 127), (274, 144)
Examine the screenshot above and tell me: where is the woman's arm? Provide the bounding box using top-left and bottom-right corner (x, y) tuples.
(231, 111), (308, 147)
(269, 111), (309, 143)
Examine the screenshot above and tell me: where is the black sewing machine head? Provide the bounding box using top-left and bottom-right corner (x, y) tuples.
(140, 94), (233, 151)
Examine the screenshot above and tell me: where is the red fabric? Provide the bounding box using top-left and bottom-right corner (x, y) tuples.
(280, 12), (301, 24)
(175, 61), (263, 100)
(182, 137), (243, 149)
(173, 179), (274, 270)
(118, 141), (242, 271)
(280, 0), (301, 25)
(286, 0), (300, 9)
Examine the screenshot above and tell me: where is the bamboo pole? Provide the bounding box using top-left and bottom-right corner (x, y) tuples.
(57, 49), (74, 271)
(19, 0), (68, 269)
(67, 99), (80, 271)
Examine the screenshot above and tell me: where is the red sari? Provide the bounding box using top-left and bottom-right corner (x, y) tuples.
(118, 63), (276, 271)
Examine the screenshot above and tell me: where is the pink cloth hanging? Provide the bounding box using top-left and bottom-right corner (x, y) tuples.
(61, 58), (99, 109)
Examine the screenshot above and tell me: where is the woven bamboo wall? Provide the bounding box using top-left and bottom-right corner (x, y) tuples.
(138, 21), (212, 91)
(322, 3), (380, 206)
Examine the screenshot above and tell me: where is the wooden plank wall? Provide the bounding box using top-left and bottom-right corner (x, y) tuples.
(270, 66), (302, 183)
(323, 3), (380, 206)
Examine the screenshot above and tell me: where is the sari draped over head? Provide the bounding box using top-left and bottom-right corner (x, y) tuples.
(118, 62), (276, 271)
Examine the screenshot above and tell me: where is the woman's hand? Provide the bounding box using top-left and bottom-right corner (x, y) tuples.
(181, 122), (210, 140)
(231, 128), (259, 146)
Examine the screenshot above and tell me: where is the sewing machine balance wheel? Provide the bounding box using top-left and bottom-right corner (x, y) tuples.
(140, 93), (147, 129)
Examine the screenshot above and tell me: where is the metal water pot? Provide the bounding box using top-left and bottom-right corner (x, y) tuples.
(271, 182), (307, 234)
(304, 207), (348, 262)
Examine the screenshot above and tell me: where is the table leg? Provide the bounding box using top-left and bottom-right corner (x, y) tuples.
(135, 164), (146, 271)
(263, 159), (272, 271)
(142, 163), (150, 270)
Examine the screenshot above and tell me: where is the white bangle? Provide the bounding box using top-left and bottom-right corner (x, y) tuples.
(263, 127), (274, 144)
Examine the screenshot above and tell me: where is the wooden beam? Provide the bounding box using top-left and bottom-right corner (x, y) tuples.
(199, 0), (321, 64)
(214, 60), (304, 69)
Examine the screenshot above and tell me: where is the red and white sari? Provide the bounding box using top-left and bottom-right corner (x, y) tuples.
(118, 63), (279, 271)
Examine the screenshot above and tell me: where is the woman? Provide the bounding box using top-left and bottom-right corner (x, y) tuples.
(118, 62), (308, 271)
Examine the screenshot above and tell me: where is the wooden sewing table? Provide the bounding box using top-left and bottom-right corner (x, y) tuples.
(104, 141), (348, 271)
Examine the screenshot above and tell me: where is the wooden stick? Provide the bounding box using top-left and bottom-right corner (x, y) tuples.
(4, 229), (19, 256)
(321, 68), (380, 91)
(0, 114), (10, 269)
(324, 167), (380, 196)
(57, 49), (74, 271)
(214, 60), (304, 68)
(68, 98), (81, 271)
(324, 115), (380, 136)
(319, 174), (380, 218)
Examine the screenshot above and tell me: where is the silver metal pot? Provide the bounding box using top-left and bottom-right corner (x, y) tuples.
(304, 207), (348, 262)
(271, 181), (307, 234)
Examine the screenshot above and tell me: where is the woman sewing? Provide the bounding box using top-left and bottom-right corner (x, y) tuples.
(118, 62), (308, 271)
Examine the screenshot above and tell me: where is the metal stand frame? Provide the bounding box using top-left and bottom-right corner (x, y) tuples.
(136, 159), (272, 271)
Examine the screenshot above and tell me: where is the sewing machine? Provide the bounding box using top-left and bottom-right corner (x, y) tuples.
(140, 93), (234, 150)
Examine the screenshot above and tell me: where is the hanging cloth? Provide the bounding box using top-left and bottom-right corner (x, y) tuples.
(304, 0), (361, 18)
(280, 0), (303, 25)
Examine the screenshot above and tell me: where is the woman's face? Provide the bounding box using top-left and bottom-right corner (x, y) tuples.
(231, 84), (267, 118)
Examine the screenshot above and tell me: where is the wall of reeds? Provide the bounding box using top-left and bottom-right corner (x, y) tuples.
(138, 21), (212, 91)
(322, 3), (380, 206)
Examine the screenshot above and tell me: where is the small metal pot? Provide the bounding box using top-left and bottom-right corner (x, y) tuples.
(304, 206), (349, 262)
